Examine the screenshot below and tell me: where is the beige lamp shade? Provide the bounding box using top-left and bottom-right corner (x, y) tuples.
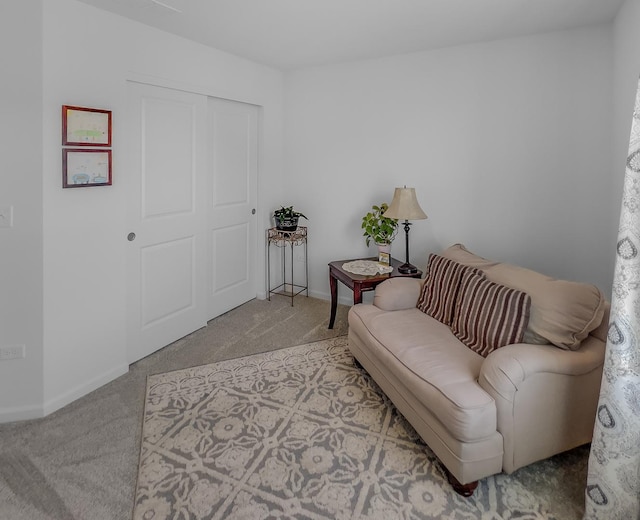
(383, 187), (427, 221)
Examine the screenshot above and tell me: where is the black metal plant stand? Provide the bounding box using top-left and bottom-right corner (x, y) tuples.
(266, 226), (308, 306)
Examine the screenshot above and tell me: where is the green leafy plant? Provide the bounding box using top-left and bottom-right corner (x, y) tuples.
(361, 202), (398, 246)
(274, 206), (308, 221)
(274, 206), (308, 230)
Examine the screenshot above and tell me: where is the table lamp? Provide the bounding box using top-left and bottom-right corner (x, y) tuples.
(383, 186), (427, 274)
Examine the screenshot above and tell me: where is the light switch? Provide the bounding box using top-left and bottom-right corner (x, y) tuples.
(0, 205), (13, 228)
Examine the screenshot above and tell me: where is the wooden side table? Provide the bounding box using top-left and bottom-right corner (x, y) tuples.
(328, 257), (422, 329)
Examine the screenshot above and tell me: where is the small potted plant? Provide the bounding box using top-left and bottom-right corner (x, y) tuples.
(274, 206), (308, 231)
(361, 202), (398, 252)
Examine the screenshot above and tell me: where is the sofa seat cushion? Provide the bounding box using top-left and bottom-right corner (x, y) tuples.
(442, 243), (606, 350)
(349, 304), (497, 442)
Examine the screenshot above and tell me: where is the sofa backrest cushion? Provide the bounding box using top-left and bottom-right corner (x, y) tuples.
(589, 301), (610, 343)
(442, 243), (606, 351)
(417, 254), (481, 326)
(452, 270), (531, 357)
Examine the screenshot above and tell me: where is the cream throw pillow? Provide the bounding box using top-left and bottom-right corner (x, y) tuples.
(442, 244), (606, 350)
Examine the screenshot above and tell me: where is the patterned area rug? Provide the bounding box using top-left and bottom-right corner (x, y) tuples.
(134, 337), (557, 519)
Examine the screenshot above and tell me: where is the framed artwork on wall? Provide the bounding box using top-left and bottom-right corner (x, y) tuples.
(62, 149), (112, 188)
(62, 105), (112, 147)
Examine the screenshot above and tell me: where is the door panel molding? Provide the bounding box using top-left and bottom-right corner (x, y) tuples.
(141, 235), (196, 327)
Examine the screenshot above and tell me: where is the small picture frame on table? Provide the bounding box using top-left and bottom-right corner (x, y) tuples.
(62, 105), (112, 147)
(378, 252), (390, 265)
(63, 149), (112, 188)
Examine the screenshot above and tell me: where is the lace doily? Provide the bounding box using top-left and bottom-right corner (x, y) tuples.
(342, 260), (393, 276)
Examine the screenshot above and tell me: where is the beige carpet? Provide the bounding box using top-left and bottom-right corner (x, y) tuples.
(0, 297), (588, 519)
(0, 296), (350, 520)
(134, 336), (567, 519)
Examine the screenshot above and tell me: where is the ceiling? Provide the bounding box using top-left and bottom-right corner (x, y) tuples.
(76, 0), (625, 70)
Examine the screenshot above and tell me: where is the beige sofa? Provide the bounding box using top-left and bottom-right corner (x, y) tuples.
(348, 244), (608, 496)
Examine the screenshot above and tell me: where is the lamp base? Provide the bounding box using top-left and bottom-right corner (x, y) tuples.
(397, 262), (418, 274)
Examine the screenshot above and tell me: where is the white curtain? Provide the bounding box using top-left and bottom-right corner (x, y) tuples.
(584, 77), (640, 519)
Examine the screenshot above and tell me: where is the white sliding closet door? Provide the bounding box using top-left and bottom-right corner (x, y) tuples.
(126, 82), (207, 363)
(126, 83), (259, 363)
(207, 97), (258, 319)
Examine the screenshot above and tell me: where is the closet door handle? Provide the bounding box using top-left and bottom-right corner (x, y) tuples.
(251, 208), (256, 215)
(127, 232), (136, 242)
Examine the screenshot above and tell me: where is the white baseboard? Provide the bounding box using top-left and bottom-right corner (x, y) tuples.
(259, 288), (354, 315)
(42, 363), (129, 418)
(309, 288), (363, 306)
(0, 364), (130, 424)
(0, 403), (45, 424)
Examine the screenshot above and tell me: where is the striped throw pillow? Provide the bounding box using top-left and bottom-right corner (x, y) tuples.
(452, 270), (531, 357)
(417, 254), (481, 326)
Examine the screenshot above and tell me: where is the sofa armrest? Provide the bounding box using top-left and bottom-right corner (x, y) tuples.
(478, 336), (605, 473)
(479, 337), (605, 400)
(373, 277), (423, 311)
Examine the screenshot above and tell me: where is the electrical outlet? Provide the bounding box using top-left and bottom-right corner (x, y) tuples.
(0, 344), (25, 361)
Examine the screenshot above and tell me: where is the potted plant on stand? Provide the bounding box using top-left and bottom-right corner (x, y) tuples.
(274, 206), (308, 231)
(361, 202), (398, 262)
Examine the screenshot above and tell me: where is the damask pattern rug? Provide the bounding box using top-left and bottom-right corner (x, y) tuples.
(134, 336), (557, 519)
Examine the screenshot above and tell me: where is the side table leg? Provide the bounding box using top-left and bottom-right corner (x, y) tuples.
(328, 272), (337, 329)
(353, 286), (363, 305)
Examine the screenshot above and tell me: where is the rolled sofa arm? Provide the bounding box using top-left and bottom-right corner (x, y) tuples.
(479, 337), (605, 401)
(478, 335), (606, 473)
(373, 277), (423, 311)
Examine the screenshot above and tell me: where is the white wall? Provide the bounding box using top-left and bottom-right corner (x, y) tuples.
(2, 0), (634, 422)
(0, 1), (45, 419)
(285, 24), (615, 302)
(0, 0), (284, 422)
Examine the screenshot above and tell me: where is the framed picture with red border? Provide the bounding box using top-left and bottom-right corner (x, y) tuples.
(62, 149), (112, 188)
(62, 105), (112, 147)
